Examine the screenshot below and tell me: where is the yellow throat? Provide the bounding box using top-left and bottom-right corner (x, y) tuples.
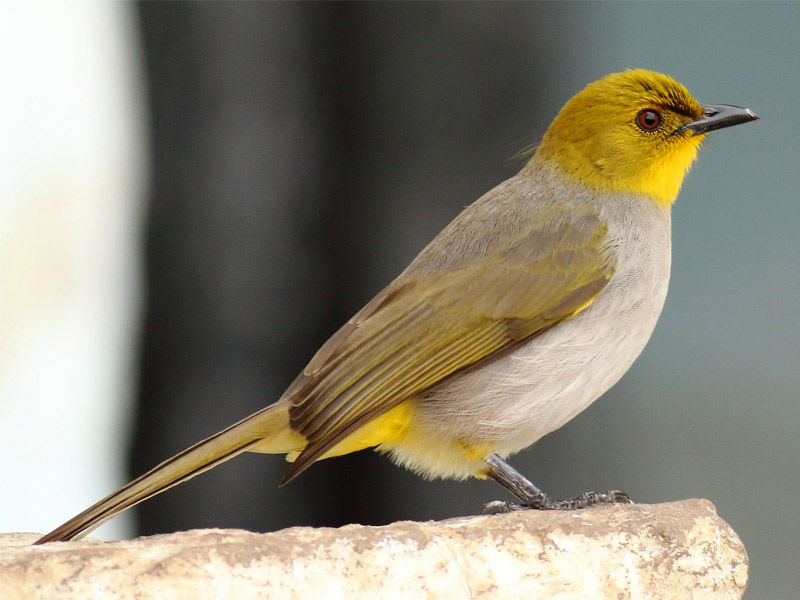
(533, 69), (706, 208)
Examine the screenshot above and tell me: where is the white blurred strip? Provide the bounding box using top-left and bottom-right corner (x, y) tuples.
(0, 2), (146, 539)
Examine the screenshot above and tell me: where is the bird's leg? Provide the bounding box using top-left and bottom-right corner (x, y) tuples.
(481, 454), (632, 514)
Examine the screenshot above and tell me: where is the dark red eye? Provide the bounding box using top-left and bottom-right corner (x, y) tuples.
(636, 108), (662, 132)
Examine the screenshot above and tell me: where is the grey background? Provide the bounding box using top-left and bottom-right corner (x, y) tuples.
(130, 3), (796, 599)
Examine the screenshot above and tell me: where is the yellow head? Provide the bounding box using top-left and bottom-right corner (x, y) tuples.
(534, 69), (755, 208)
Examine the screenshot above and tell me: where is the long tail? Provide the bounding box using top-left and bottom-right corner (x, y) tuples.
(34, 401), (297, 544)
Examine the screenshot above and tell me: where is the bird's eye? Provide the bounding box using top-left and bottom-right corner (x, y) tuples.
(635, 108), (662, 132)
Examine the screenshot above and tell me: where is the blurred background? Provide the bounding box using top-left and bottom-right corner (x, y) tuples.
(1, 2), (796, 598)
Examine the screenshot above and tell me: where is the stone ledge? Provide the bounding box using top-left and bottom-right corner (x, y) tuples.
(1, 499), (747, 599)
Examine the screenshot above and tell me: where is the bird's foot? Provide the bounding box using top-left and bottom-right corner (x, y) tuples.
(481, 490), (631, 514)
(481, 454), (632, 515)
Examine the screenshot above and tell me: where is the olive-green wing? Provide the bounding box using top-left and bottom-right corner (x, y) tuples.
(281, 200), (614, 483)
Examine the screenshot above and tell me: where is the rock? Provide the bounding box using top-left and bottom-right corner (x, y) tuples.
(1, 499), (747, 599)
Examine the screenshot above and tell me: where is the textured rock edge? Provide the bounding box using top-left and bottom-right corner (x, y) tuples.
(1, 499), (747, 600)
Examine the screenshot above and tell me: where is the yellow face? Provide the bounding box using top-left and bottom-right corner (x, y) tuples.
(535, 69), (707, 208)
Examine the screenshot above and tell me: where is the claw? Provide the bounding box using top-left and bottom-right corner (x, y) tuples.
(481, 500), (519, 515)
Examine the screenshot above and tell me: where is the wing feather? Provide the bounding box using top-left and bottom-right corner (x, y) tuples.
(281, 189), (615, 482)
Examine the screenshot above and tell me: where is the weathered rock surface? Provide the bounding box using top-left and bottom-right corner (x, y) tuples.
(1, 499), (747, 599)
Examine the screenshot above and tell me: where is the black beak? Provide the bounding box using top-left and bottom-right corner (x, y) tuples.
(677, 104), (759, 136)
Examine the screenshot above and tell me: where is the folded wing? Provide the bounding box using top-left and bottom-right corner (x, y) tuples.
(282, 194), (614, 483)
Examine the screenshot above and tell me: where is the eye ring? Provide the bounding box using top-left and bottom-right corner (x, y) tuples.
(636, 108), (662, 132)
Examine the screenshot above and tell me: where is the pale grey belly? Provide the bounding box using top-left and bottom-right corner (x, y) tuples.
(415, 260), (670, 458)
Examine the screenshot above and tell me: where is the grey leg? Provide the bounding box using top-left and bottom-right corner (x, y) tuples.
(481, 454), (632, 514)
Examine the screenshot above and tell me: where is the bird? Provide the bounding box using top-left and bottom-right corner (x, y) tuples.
(34, 69), (758, 544)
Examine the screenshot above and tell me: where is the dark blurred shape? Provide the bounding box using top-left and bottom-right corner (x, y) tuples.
(133, 2), (571, 536)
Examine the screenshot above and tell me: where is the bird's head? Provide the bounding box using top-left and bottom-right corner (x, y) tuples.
(534, 69), (758, 208)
